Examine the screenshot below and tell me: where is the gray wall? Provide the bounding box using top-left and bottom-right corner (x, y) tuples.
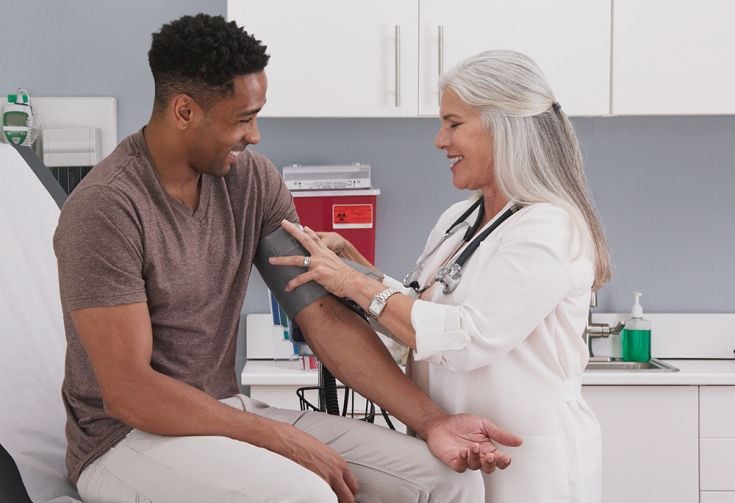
(0, 0), (227, 138)
(249, 116), (735, 316)
(3, 2), (734, 369)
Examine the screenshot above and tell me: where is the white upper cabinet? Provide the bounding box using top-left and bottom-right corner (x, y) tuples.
(229, 1), (735, 116)
(418, 0), (612, 116)
(227, 1), (418, 117)
(613, 0), (735, 115)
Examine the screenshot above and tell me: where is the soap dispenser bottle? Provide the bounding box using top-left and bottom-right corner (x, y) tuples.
(622, 292), (651, 362)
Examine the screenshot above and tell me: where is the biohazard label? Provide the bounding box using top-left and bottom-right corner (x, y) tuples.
(332, 204), (373, 229)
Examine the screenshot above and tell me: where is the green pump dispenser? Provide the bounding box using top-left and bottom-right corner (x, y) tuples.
(621, 292), (651, 362)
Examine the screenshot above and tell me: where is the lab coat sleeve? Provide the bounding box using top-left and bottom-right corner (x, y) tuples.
(411, 205), (584, 372)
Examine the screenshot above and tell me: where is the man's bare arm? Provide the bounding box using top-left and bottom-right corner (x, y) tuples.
(72, 302), (358, 501)
(293, 295), (522, 472)
(294, 296), (443, 436)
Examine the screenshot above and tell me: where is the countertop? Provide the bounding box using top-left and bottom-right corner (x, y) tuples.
(242, 359), (735, 387)
(583, 359), (735, 385)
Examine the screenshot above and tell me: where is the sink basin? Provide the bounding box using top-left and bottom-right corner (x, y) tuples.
(585, 357), (679, 372)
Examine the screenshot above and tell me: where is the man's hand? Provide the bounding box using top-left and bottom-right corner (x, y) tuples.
(423, 414), (523, 474)
(276, 422), (359, 502)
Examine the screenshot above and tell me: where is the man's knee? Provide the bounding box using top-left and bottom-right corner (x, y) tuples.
(429, 467), (485, 502)
(284, 476), (338, 503)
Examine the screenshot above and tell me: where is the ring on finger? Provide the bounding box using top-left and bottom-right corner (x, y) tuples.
(303, 256), (311, 268)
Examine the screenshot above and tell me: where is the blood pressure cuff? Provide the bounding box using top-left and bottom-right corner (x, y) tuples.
(254, 226), (330, 319)
(255, 226), (384, 320)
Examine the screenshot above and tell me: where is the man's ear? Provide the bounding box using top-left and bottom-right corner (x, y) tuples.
(170, 94), (198, 131)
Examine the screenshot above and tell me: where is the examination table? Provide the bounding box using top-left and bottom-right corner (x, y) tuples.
(0, 143), (81, 502)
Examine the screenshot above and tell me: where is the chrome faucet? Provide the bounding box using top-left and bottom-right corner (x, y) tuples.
(584, 291), (625, 357)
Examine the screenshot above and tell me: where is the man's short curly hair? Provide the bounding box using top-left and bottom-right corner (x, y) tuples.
(148, 13), (269, 111)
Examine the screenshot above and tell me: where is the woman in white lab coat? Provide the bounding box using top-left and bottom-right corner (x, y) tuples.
(271, 50), (610, 503)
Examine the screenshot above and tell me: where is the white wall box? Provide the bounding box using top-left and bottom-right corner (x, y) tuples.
(228, 0), (610, 117)
(41, 128), (101, 167)
(613, 0), (735, 115)
(0, 97), (117, 159)
(583, 385), (699, 503)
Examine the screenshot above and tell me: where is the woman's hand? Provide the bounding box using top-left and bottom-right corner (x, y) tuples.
(268, 220), (363, 299)
(316, 231), (349, 256)
(316, 231), (377, 272)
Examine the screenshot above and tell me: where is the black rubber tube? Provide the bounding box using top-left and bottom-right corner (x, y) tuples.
(320, 365), (340, 415)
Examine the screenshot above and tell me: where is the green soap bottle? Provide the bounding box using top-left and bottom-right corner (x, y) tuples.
(622, 292), (651, 362)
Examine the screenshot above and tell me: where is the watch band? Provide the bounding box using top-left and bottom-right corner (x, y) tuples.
(368, 287), (400, 319)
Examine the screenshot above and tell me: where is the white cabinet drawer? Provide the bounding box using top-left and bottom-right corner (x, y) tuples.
(584, 386), (698, 503)
(701, 492), (735, 503)
(701, 438), (735, 490)
(701, 386), (735, 437)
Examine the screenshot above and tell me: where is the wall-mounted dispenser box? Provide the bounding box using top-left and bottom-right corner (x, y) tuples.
(41, 127), (101, 167)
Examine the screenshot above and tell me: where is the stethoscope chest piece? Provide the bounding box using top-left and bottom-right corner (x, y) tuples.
(403, 199), (520, 295)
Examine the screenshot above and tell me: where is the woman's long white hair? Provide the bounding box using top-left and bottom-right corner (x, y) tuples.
(440, 50), (611, 289)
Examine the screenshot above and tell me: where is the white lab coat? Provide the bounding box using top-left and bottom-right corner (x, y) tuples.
(386, 198), (601, 503)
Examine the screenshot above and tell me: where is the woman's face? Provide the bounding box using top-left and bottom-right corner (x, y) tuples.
(434, 90), (496, 193)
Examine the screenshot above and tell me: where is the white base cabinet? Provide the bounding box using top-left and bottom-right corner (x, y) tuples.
(246, 372), (734, 501)
(700, 386), (735, 493)
(582, 385), (699, 503)
(702, 493), (735, 503)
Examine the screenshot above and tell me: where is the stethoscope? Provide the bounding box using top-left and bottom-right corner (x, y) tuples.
(402, 198), (520, 295)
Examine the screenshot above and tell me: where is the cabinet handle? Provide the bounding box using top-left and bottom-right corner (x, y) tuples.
(395, 25), (401, 107)
(438, 25), (444, 106)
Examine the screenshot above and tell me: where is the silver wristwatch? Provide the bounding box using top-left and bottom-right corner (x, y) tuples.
(367, 287), (400, 319)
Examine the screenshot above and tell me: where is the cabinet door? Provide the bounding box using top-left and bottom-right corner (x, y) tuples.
(702, 492), (735, 503)
(582, 386), (698, 503)
(613, 0), (735, 114)
(227, 0), (418, 117)
(700, 386), (735, 437)
(701, 438), (735, 490)
(419, 0), (611, 116)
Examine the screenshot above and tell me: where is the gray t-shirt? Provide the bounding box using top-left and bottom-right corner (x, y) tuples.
(53, 129), (296, 484)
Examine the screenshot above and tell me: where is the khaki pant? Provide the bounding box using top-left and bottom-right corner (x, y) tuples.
(77, 395), (484, 502)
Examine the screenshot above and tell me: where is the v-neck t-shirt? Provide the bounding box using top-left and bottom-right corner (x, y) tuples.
(54, 129), (297, 484)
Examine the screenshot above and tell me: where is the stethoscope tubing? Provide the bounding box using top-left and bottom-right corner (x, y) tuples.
(403, 199), (520, 295)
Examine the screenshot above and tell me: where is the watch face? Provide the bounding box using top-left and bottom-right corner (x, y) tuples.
(368, 299), (382, 319)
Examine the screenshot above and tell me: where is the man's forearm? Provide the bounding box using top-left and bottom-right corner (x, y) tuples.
(104, 367), (294, 455)
(294, 296), (447, 438)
